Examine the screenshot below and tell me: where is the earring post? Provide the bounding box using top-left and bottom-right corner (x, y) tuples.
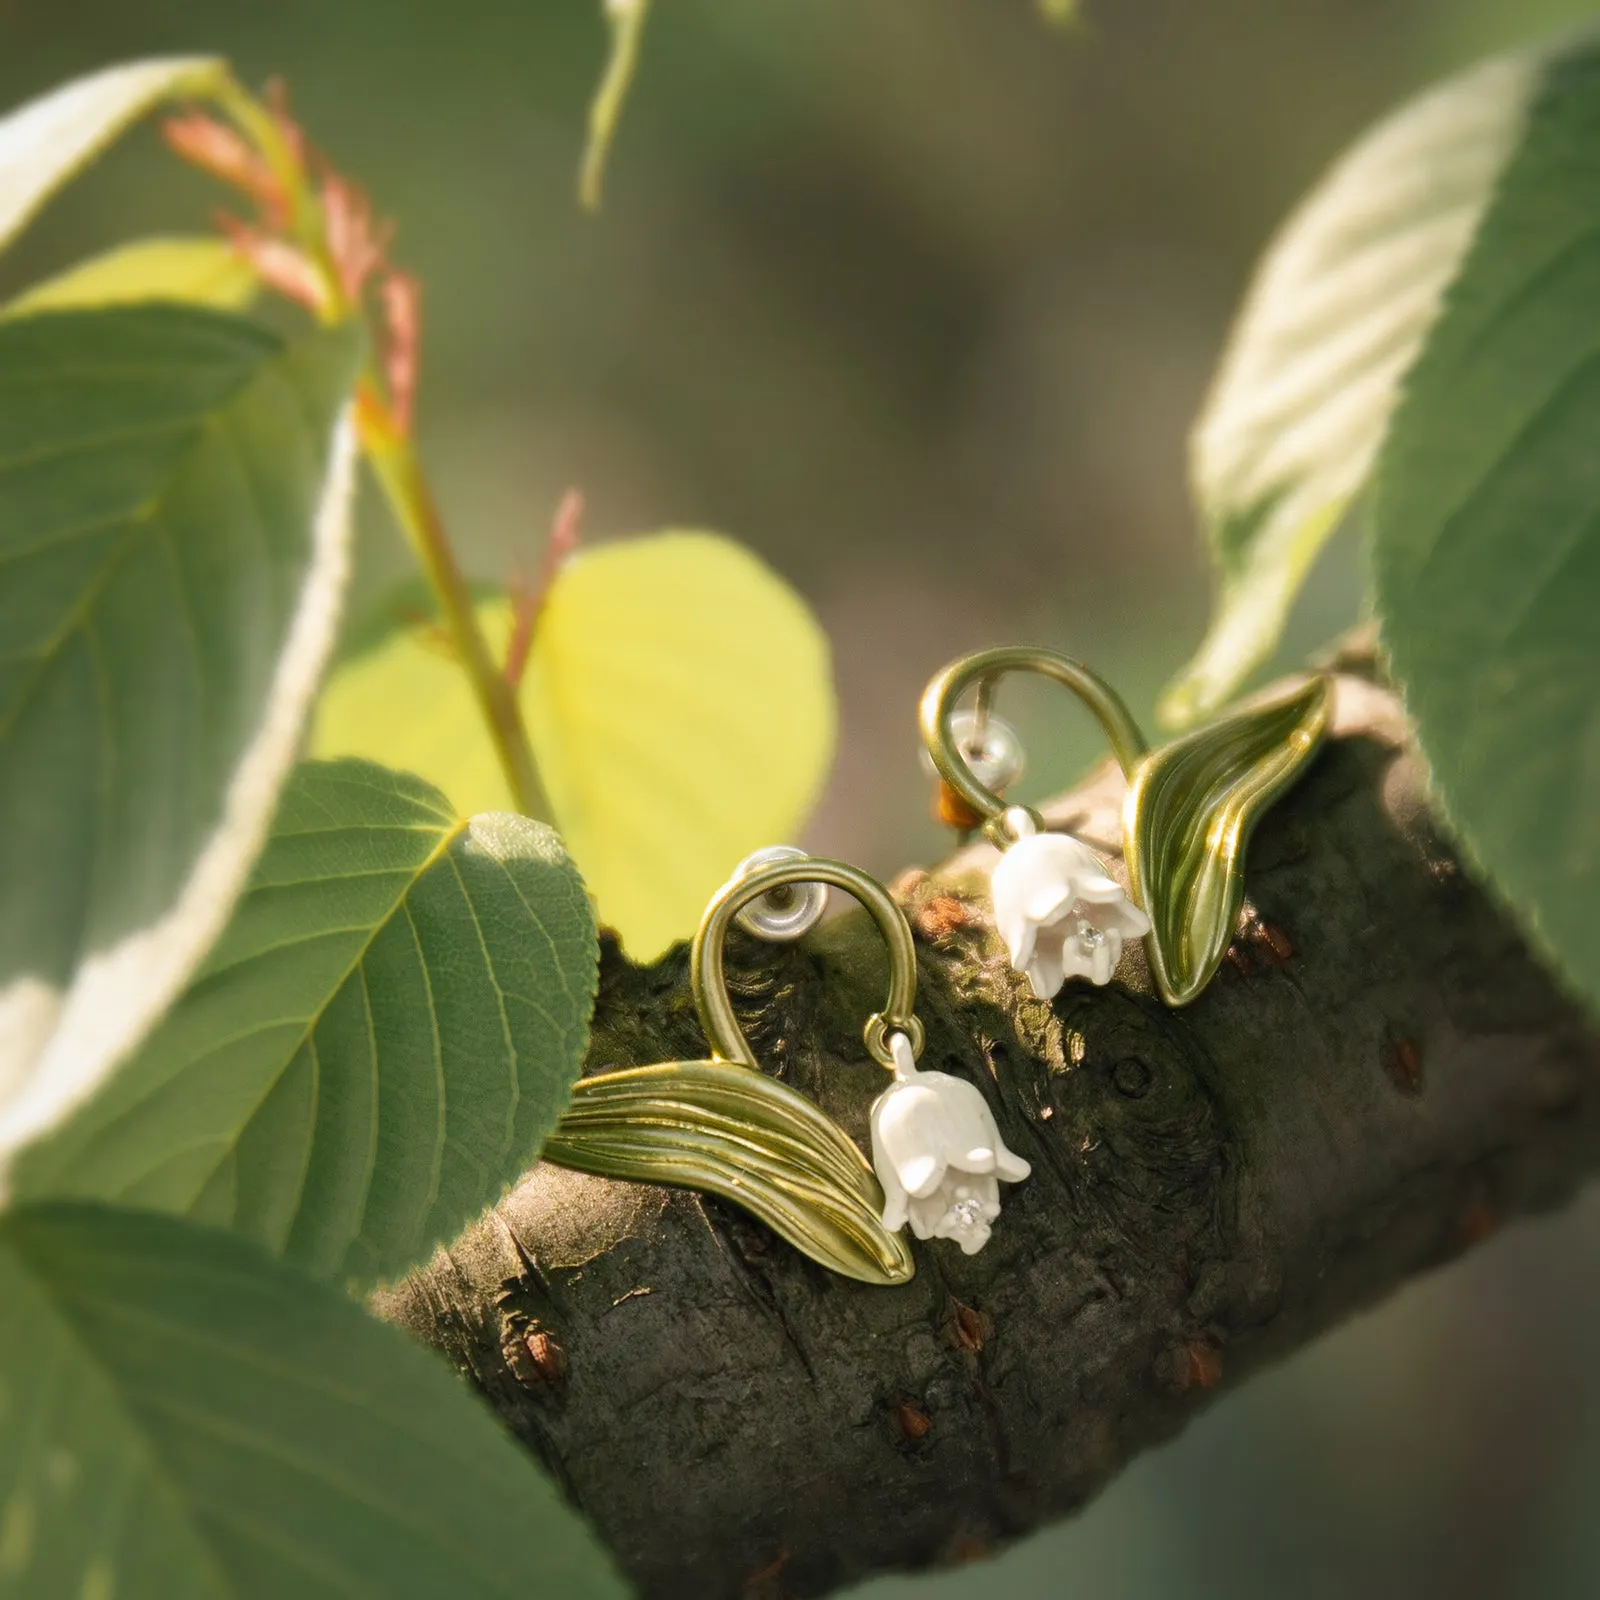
(692, 857), (922, 1072)
(920, 646), (1149, 835)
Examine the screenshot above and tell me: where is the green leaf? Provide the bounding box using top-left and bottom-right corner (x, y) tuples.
(14, 760), (599, 1288)
(1372, 39), (1600, 1015)
(1163, 43), (1550, 726)
(0, 58), (226, 253)
(0, 307), (362, 1170)
(3, 236), (258, 319)
(0, 1202), (628, 1599)
(313, 531), (836, 960)
(1125, 677), (1330, 1007)
(544, 1060), (916, 1286)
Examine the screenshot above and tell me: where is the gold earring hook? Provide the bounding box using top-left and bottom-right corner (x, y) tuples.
(919, 645), (1149, 845)
(692, 857), (924, 1071)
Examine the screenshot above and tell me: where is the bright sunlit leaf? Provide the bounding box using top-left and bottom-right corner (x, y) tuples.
(312, 532), (835, 958)
(0, 307), (362, 1173)
(1162, 43), (1547, 726)
(526, 533), (834, 956)
(0, 57), (225, 255)
(2, 234), (257, 318)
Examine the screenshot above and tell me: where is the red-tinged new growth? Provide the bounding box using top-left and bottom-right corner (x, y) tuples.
(505, 489), (585, 687)
(214, 213), (329, 313)
(321, 171), (395, 307)
(379, 271), (422, 437)
(166, 81), (417, 439)
(162, 109), (288, 224)
(161, 72), (552, 821)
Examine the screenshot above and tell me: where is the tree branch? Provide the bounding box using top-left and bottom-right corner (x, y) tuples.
(376, 662), (1600, 1600)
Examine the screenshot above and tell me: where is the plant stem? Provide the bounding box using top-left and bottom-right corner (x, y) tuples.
(359, 394), (553, 821)
(505, 489), (583, 689)
(580, 0), (652, 210)
(204, 75), (552, 821)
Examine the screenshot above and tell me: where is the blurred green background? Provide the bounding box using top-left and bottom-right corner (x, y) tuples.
(4, 1), (1600, 1594)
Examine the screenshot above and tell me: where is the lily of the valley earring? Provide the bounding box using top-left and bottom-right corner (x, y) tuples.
(721, 848), (1031, 1256)
(872, 1030), (1029, 1255)
(541, 849), (1029, 1282)
(920, 645), (1332, 1008)
(990, 816), (1152, 998)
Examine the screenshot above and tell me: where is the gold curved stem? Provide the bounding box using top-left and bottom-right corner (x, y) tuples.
(691, 858), (921, 1072)
(919, 646), (1149, 831)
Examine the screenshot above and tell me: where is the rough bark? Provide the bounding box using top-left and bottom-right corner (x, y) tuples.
(377, 663), (1600, 1600)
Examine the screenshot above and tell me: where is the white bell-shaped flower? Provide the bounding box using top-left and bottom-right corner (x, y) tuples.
(990, 823), (1151, 1000)
(870, 1034), (1030, 1255)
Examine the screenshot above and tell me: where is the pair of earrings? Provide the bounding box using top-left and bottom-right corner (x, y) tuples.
(541, 646), (1331, 1286)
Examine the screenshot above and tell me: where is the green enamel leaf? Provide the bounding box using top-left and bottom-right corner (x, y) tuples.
(13, 761), (599, 1289)
(1163, 42), (1553, 725)
(1125, 676), (1330, 1006)
(1373, 40), (1600, 1015)
(3, 236), (258, 319)
(543, 1060), (915, 1285)
(0, 1202), (627, 1600)
(0, 307), (362, 1171)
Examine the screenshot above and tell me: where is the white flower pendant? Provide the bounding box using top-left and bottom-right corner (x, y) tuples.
(990, 824), (1151, 1000)
(869, 1034), (1031, 1255)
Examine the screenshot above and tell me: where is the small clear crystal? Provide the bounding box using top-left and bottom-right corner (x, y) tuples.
(948, 1196), (985, 1230)
(1075, 920), (1106, 952)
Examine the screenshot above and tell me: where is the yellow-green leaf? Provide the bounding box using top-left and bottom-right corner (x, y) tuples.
(312, 531), (835, 958)
(3, 234), (257, 318)
(543, 1060), (915, 1285)
(1125, 676), (1330, 1006)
